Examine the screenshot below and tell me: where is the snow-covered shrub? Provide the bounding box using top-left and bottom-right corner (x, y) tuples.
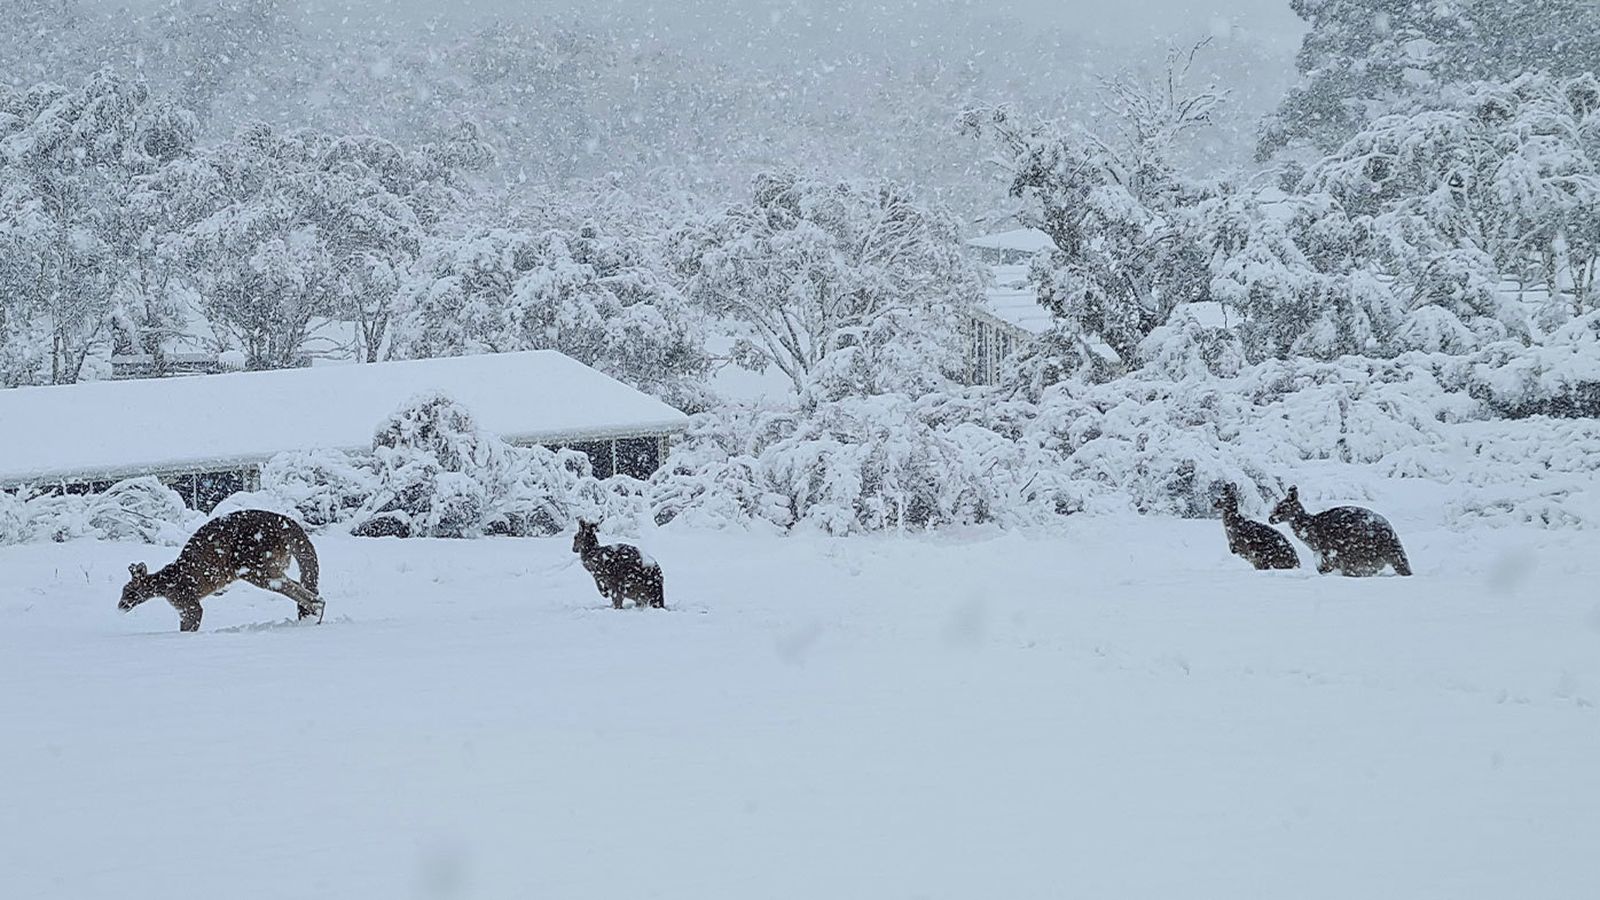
(352, 393), (515, 537)
(1466, 313), (1600, 418)
(1445, 486), (1598, 531)
(651, 393), (1096, 534)
(997, 327), (1127, 398)
(566, 475), (654, 538)
(761, 396), (997, 533)
(1383, 404), (1600, 530)
(1386, 418), (1600, 486)
(7, 478), (199, 545)
(258, 449), (378, 526)
(1137, 315), (1247, 381)
(485, 444), (598, 538)
(236, 393), (629, 539)
(652, 345), (1565, 531)
(977, 351), (1497, 517)
(647, 407), (796, 531)
(0, 491), (27, 544)
(84, 478), (199, 544)
(1015, 379), (1270, 517)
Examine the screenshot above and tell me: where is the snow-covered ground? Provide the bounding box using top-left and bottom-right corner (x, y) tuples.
(3, 504), (1598, 899)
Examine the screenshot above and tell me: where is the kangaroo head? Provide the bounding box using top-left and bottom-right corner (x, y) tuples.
(1267, 486), (1300, 525)
(572, 518), (598, 553)
(119, 562), (156, 611)
(1213, 483), (1239, 514)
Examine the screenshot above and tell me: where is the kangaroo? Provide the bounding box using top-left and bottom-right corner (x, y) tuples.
(119, 509), (324, 632)
(1216, 483), (1299, 570)
(572, 518), (664, 609)
(1268, 486), (1411, 577)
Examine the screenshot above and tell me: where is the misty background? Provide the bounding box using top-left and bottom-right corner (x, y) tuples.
(6, 0), (1305, 224)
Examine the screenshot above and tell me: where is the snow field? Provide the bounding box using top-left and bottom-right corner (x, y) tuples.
(2, 510), (1598, 899)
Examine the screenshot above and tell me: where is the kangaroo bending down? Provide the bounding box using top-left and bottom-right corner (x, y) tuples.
(1216, 483), (1299, 570)
(120, 509), (324, 632)
(572, 519), (664, 609)
(1268, 486), (1411, 577)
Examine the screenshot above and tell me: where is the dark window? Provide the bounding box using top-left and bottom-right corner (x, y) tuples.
(562, 441), (615, 479)
(157, 470), (247, 511)
(159, 474), (197, 505)
(615, 437), (661, 479)
(194, 470), (245, 511)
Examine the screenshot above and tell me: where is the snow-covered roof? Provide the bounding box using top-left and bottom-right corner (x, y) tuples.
(0, 351), (689, 486)
(965, 228), (1054, 254)
(979, 264), (1053, 336)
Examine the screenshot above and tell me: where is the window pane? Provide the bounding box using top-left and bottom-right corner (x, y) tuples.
(615, 437), (660, 479)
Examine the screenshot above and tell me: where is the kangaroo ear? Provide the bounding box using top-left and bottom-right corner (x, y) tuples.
(129, 562), (148, 578)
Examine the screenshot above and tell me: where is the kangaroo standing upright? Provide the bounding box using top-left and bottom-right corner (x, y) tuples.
(1215, 483), (1299, 570)
(572, 519), (664, 609)
(120, 509), (324, 632)
(1268, 486), (1411, 577)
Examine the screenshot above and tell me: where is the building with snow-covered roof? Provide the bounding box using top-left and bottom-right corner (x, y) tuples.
(965, 227), (1054, 264)
(961, 229), (1059, 384)
(961, 234), (1058, 383)
(0, 351), (688, 510)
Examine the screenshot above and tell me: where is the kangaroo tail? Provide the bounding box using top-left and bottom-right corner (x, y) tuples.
(285, 519), (320, 595)
(1392, 543), (1412, 577)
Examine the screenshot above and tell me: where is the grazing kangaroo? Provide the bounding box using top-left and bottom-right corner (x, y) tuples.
(119, 509), (324, 632)
(1268, 486), (1412, 577)
(1215, 483), (1299, 570)
(572, 519), (664, 609)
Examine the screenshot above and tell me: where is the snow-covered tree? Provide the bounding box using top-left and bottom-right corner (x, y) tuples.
(1261, 0), (1600, 159)
(965, 45), (1223, 375)
(675, 171), (982, 399)
(1200, 189), (1406, 362)
(177, 123), (479, 368)
(1309, 72), (1600, 340)
(0, 71), (197, 385)
(394, 207), (710, 408)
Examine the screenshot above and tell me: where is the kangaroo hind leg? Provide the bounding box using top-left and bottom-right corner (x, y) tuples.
(247, 572), (325, 622)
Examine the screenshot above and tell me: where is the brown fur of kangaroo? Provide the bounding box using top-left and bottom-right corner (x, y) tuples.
(572, 519), (664, 609)
(119, 509), (324, 632)
(1268, 486), (1411, 577)
(1215, 483), (1299, 570)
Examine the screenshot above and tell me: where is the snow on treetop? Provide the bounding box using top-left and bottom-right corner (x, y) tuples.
(0, 352), (689, 487)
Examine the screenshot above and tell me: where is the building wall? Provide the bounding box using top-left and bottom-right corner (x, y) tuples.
(12, 434), (674, 513)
